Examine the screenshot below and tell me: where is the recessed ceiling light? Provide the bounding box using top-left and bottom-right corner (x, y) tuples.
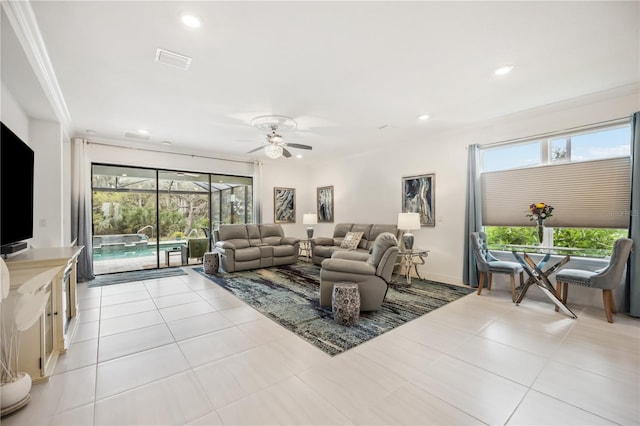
(494, 65), (514, 76)
(138, 129), (149, 134)
(161, 141), (172, 146)
(417, 114), (430, 121)
(122, 173), (127, 177)
(296, 154), (303, 159)
(181, 15), (201, 28)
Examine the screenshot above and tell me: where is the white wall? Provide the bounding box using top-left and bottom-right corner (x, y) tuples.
(0, 81), (29, 141)
(30, 119), (64, 247)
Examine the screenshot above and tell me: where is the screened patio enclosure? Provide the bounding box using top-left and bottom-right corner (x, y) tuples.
(92, 164), (253, 274)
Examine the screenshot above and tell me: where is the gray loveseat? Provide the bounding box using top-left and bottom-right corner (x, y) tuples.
(214, 224), (300, 272)
(310, 223), (400, 265)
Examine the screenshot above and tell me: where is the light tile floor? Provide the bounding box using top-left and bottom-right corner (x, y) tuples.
(3, 266), (639, 425)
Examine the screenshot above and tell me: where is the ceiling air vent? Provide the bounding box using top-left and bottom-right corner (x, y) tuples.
(124, 131), (151, 140)
(155, 48), (192, 70)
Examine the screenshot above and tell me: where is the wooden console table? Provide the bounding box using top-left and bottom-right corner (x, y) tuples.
(4, 246), (84, 383)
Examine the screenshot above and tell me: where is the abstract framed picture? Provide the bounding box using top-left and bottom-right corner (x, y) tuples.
(401, 174), (435, 227)
(274, 187), (296, 223)
(317, 185), (334, 223)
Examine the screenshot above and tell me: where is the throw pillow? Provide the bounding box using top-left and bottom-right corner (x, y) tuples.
(340, 231), (364, 250)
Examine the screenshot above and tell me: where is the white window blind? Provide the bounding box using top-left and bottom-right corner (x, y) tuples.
(481, 157), (631, 228)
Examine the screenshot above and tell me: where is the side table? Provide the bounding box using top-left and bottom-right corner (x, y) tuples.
(397, 249), (430, 284)
(299, 238), (312, 262)
(332, 282), (360, 326)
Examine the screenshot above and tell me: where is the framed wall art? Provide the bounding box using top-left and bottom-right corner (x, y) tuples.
(274, 187), (296, 223)
(401, 174), (435, 227)
(317, 185), (334, 223)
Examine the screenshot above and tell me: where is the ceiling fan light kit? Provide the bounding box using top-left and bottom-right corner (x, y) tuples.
(264, 144), (284, 159)
(247, 115), (313, 159)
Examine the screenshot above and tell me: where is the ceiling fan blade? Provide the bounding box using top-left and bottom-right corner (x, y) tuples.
(286, 143), (312, 150)
(247, 145), (266, 154)
(282, 148), (292, 158)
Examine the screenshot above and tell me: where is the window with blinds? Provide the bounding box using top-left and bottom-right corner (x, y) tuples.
(481, 157), (631, 228)
(480, 122), (632, 229)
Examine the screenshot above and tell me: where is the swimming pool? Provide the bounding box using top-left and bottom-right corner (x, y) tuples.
(93, 240), (186, 260)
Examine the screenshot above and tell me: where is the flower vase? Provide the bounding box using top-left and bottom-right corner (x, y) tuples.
(536, 222), (545, 245)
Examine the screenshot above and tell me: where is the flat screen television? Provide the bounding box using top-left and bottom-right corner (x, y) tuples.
(1, 122), (34, 253)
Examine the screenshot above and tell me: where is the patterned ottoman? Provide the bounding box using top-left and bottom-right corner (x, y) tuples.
(203, 252), (220, 274)
(332, 282), (360, 326)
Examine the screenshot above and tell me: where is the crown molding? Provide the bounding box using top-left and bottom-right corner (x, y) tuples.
(2, 0), (72, 133)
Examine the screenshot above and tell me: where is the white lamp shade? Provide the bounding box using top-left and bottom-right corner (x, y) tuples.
(303, 213), (317, 225)
(398, 212), (420, 230)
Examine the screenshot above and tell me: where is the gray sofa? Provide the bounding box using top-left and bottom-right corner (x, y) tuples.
(214, 224), (300, 272)
(310, 223), (400, 265)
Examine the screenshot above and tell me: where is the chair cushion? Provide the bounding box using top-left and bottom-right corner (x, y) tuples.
(487, 260), (523, 274)
(556, 269), (597, 287)
(341, 232), (364, 249)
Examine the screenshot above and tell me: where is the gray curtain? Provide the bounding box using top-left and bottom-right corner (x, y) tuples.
(71, 138), (94, 282)
(627, 112), (640, 317)
(463, 144), (483, 287)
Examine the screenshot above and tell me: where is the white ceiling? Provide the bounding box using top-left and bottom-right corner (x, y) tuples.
(3, 1), (639, 162)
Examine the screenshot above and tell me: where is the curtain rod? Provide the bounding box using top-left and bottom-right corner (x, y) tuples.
(85, 139), (257, 165)
(478, 116), (631, 149)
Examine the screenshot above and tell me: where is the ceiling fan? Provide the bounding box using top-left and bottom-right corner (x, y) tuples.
(247, 115), (313, 159)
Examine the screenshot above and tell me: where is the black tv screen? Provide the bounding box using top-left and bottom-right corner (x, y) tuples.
(1, 122), (34, 247)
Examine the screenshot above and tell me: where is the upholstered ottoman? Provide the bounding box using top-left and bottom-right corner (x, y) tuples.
(332, 282), (360, 326)
(203, 251), (220, 274)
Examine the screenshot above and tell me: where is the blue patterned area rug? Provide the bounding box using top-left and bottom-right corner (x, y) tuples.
(88, 268), (188, 287)
(194, 262), (473, 355)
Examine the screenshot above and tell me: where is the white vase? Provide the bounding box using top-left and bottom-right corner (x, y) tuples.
(1, 372), (32, 412)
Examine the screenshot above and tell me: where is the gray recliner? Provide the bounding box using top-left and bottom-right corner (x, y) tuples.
(319, 232), (399, 311)
(470, 231), (524, 301)
(556, 238), (633, 323)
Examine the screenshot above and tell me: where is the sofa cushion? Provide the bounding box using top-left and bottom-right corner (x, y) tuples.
(235, 247), (261, 262)
(341, 231), (364, 249)
(332, 223), (354, 238)
(260, 224), (284, 246)
(273, 245), (296, 257)
(218, 224), (249, 241)
(247, 224), (263, 246)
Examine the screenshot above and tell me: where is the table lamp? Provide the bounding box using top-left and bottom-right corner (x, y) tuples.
(303, 213), (317, 238)
(397, 212), (420, 250)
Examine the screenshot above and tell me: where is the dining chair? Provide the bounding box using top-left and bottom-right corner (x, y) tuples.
(470, 232), (524, 301)
(555, 238), (633, 323)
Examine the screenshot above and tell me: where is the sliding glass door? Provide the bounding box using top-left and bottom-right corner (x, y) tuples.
(92, 165), (253, 274)
(158, 170), (210, 267)
(92, 165), (158, 274)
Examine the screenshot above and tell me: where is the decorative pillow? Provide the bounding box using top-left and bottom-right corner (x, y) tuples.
(340, 231), (364, 250)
